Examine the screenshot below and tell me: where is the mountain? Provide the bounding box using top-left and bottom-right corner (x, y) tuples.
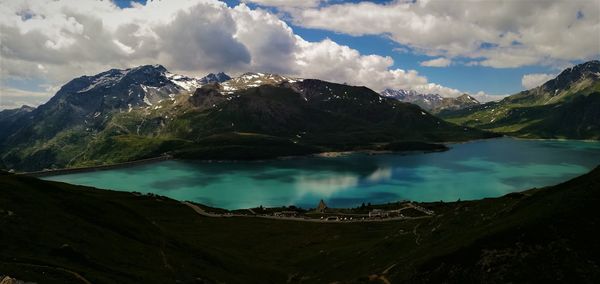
(0, 105), (34, 135)
(199, 72), (231, 84)
(0, 65), (206, 139)
(441, 60), (600, 139)
(1, 165), (599, 282)
(219, 72), (300, 94)
(0, 66), (496, 171)
(381, 89), (444, 110)
(381, 89), (480, 112)
(0, 105), (34, 118)
(439, 94), (480, 111)
(182, 79), (491, 146)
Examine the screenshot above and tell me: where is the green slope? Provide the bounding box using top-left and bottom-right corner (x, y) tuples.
(1, 166), (599, 283)
(1, 79), (496, 172)
(441, 60), (600, 139)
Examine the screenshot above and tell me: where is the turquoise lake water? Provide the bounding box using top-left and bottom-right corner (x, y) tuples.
(43, 138), (600, 209)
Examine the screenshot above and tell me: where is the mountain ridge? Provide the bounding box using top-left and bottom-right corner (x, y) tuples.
(381, 89), (480, 112)
(0, 65), (496, 171)
(441, 60), (600, 139)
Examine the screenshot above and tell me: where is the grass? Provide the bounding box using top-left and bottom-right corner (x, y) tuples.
(68, 135), (188, 167)
(441, 86), (600, 140)
(1, 81), (500, 172)
(1, 165), (600, 283)
(171, 132), (321, 160)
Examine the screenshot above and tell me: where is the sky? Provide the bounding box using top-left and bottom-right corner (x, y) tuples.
(0, 0), (599, 109)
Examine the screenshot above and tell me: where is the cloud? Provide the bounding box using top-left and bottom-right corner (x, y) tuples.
(521, 73), (556, 89)
(420, 57), (451, 67)
(0, 0), (467, 108)
(471, 91), (508, 103)
(242, 0), (323, 9)
(231, 4), (300, 74)
(290, 0), (600, 68)
(294, 38), (461, 96)
(156, 3), (252, 71)
(0, 87), (52, 109)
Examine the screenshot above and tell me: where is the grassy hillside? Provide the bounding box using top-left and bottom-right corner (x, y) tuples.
(1, 166), (599, 283)
(441, 61), (600, 139)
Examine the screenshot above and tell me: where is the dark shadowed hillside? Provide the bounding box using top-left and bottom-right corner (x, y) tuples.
(1, 166), (599, 283)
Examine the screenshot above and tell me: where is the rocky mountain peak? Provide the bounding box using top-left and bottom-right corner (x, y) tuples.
(219, 72), (301, 94)
(380, 89), (480, 112)
(456, 94), (479, 103)
(542, 60), (600, 92)
(199, 72), (232, 84)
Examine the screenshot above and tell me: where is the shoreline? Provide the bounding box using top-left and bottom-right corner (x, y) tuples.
(18, 136), (600, 176)
(445, 135), (600, 146)
(16, 142), (453, 176)
(23, 146), (448, 176)
(20, 155), (172, 177)
(510, 136), (600, 143)
(314, 147), (448, 158)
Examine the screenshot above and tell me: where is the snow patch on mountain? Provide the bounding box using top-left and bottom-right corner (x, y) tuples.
(381, 89), (480, 112)
(219, 72), (303, 94)
(165, 72), (203, 92)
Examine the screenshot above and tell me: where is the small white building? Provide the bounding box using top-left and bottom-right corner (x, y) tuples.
(369, 209), (389, 218)
(273, 211), (298, 217)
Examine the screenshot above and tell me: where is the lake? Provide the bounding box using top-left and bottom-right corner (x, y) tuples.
(43, 138), (600, 209)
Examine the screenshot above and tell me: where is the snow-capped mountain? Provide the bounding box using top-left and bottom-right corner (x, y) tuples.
(53, 64), (202, 109)
(199, 72), (232, 84)
(0, 65), (233, 143)
(380, 89), (444, 110)
(49, 65), (235, 111)
(0, 64), (497, 171)
(219, 72), (302, 94)
(381, 89), (480, 112)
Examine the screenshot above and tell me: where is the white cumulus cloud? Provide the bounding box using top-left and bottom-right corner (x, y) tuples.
(242, 0), (323, 9)
(420, 57), (451, 67)
(0, 0), (468, 109)
(290, 0), (600, 68)
(521, 73), (556, 89)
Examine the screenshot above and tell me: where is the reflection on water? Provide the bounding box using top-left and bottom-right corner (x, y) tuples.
(44, 138), (600, 209)
(296, 174), (359, 195)
(366, 167), (393, 182)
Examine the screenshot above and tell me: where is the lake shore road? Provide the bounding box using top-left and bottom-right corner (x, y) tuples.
(182, 201), (433, 223)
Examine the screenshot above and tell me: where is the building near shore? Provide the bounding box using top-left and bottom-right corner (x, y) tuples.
(273, 211), (298, 217)
(369, 209), (389, 218)
(316, 199), (327, 213)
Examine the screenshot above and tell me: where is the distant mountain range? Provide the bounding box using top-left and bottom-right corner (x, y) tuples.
(0, 66), (494, 171)
(441, 60), (600, 139)
(381, 89), (480, 112)
(199, 72), (231, 84)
